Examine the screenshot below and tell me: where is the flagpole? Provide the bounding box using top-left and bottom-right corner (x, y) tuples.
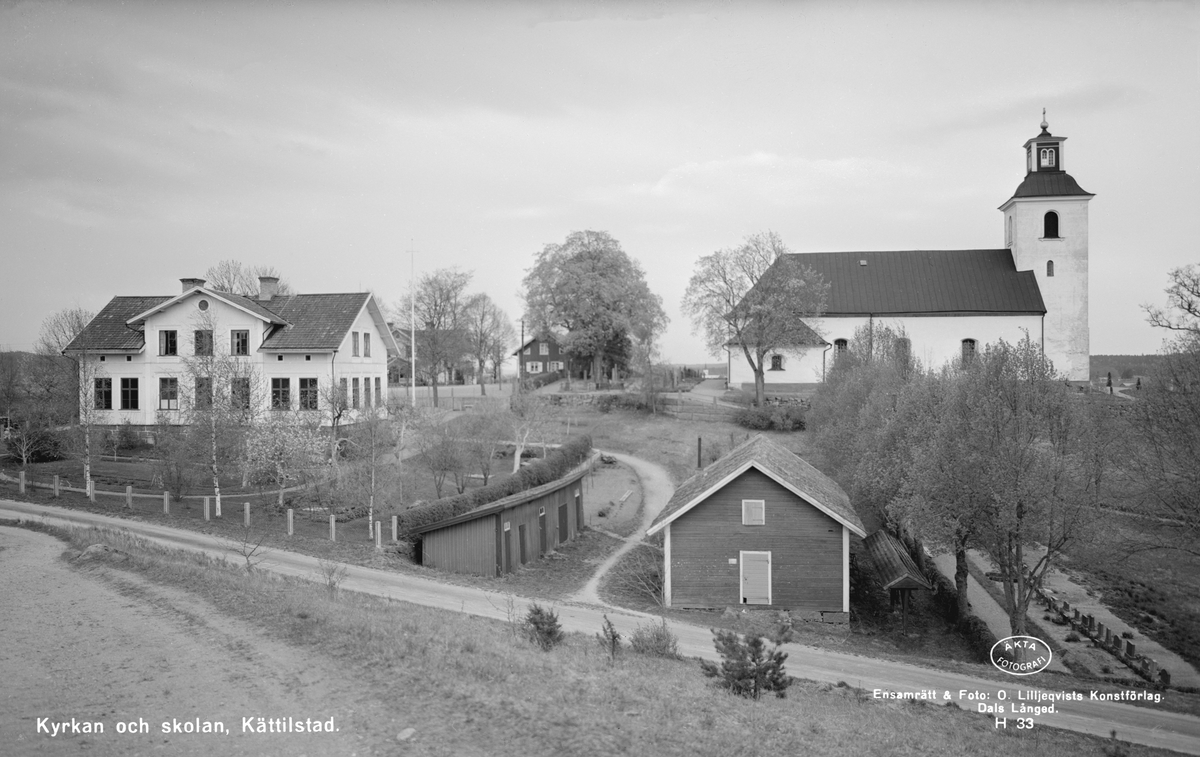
(410, 247), (416, 407)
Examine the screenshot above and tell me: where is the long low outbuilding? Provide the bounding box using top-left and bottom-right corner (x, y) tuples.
(413, 458), (594, 577)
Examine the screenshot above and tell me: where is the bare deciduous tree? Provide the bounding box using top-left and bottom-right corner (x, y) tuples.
(683, 231), (828, 407)
(394, 268), (472, 407)
(463, 293), (514, 396)
(203, 260), (294, 297)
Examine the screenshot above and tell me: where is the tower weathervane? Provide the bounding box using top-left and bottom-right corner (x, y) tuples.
(1041, 108), (1049, 132)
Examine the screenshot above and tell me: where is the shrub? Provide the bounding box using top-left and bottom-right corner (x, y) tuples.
(596, 615), (621, 662)
(733, 407), (773, 430)
(770, 406), (806, 431)
(1121, 630), (1135, 639)
(1065, 631), (1081, 642)
(523, 603), (564, 650)
(397, 435), (592, 536)
(699, 629), (791, 700)
(630, 618), (680, 659)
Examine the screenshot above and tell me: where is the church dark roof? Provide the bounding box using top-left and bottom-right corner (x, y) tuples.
(771, 249), (1046, 316)
(1007, 171), (1093, 201)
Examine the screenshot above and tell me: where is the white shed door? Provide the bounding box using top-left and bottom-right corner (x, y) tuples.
(740, 551), (771, 605)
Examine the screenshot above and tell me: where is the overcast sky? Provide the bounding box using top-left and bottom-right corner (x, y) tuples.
(2, 0), (1197, 363)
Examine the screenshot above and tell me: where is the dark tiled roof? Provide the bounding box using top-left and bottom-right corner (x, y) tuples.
(864, 530), (932, 591)
(1008, 171), (1093, 200)
(259, 293), (370, 351)
(771, 250), (1046, 316)
(64, 297), (170, 352)
(649, 434), (864, 536)
(217, 292), (290, 324)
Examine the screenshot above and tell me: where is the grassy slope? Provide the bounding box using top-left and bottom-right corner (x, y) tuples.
(21, 520), (1174, 757)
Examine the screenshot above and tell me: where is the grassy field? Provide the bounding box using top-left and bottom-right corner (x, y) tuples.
(14, 519), (1178, 757)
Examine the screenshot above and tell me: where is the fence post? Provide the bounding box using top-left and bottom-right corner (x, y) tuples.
(163, 491), (169, 514)
(18, 470), (25, 494)
(287, 508), (294, 537)
(53, 474), (60, 498)
(244, 502), (250, 528)
(391, 515), (398, 542)
(329, 514), (336, 542)
(375, 521), (382, 550)
(126, 485), (133, 508)
(203, 497), (210, 521)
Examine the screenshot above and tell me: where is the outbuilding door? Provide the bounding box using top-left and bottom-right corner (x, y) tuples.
(558, 503), (569, 543)
(740, 551), (771, 605)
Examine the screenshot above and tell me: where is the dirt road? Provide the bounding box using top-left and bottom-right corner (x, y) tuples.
(3, 498), (1200, 755)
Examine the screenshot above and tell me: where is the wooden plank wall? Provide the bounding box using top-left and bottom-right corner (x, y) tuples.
(671, 467), (843, 610)
(423, 516), (497, 576)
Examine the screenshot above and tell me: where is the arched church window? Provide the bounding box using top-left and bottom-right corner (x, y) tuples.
(834, 339), (848, 356)
(769, 354), (784, 371)
(961, 339), (977, 367)
(1040, 148), (1056, 168)
(1047, 260), (1055, 277)
(1043, 211), (1059, 239)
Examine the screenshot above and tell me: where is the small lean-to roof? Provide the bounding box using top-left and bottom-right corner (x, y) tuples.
(1005, 171), (1093, 202)
(647, 434), (865, 537)
(863, 530), (932, 591)
(64, 296), (171, 352)
(770, 250), (1045, 316)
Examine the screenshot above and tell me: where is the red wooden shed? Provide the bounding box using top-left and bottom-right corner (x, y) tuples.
(646, 435), (865, 615)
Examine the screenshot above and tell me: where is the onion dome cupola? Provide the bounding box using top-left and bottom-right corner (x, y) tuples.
(1007, 110), (1093, 201)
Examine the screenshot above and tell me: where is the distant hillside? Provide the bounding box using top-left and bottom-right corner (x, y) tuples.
(1090, 354), (1164, 382)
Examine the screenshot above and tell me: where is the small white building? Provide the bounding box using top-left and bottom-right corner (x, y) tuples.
(64, 276), (399, 428)
(730, 117), (1093, 391)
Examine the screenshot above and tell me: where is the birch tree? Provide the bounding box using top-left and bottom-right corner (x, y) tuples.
(682, 231), (828, 407)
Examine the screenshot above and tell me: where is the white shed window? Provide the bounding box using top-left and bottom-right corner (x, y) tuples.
(742, 499), (765, 526)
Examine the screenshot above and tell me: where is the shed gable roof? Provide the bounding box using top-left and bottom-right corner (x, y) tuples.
(770, 249), (1045, 316)
(647, 434), (865, 537)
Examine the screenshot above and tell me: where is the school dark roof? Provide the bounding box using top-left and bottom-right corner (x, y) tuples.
(648, 434), (865, 536)
(63, 297), (170, 352)
(259, 293), (370, 351)
(1007, 171), (1093, 201)
(770, 249), (1046, 316)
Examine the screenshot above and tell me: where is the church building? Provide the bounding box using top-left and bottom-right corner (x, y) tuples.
(728, 116), (1093, 390)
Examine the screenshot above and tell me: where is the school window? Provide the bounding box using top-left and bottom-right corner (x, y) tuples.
(363, 333), (371, 358)
(339, 377), (348, 407)
(120, 378), (139, 410)
(352, 332), (360, 357)
(159, 377), (179, 410)
(539, 342), (549, 355)
(231, 377), (251, 410)
(742, 499), (766, 526)
(352, 378), (360, 409)
(94, 378), (112, 410)
(159, 330), (178, 356)
(231, 330), (250, 356)
(1047, 260), (1055, 277)
(299, 378), (319, 410)
(1043, 211), (1059, 239)
(769, 354), (784, 371)
(193, 330), (213, 356)
(195, 377), (213, 409)
(374, 377), (382, 406)
(271, 378), (291, 410)
(962, 339), (977, 367)
(363, 378), (371, 408)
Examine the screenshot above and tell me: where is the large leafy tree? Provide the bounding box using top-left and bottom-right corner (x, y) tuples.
(682, 231), (828, 406)
(522, 231), (667, 383)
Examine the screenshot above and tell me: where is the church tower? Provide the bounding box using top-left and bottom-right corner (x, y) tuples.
(999, 112), (1094, 382)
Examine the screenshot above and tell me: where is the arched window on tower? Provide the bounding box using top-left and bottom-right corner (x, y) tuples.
(961, 339), (977, 367)
(1047, 260), (1055, 277)
(1040, 147), (1056, 168)
(1043, 211), (1059, 239)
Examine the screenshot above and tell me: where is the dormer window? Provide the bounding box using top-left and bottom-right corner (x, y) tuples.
(1039, 147), (1056, 168)
(1043, 211), (1059, 239)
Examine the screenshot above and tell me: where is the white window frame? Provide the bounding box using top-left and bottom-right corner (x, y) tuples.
(527, 361), (542, 374)
(742, 499), (765, 526)
(539, 342), (549, 355)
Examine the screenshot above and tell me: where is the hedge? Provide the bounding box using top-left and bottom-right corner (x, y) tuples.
(397, 434), (593, 536)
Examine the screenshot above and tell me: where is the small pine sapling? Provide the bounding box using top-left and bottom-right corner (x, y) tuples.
(700, 629), (792, 699)
(596, 614), (621, 663)
(523, 603), (565, 650)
